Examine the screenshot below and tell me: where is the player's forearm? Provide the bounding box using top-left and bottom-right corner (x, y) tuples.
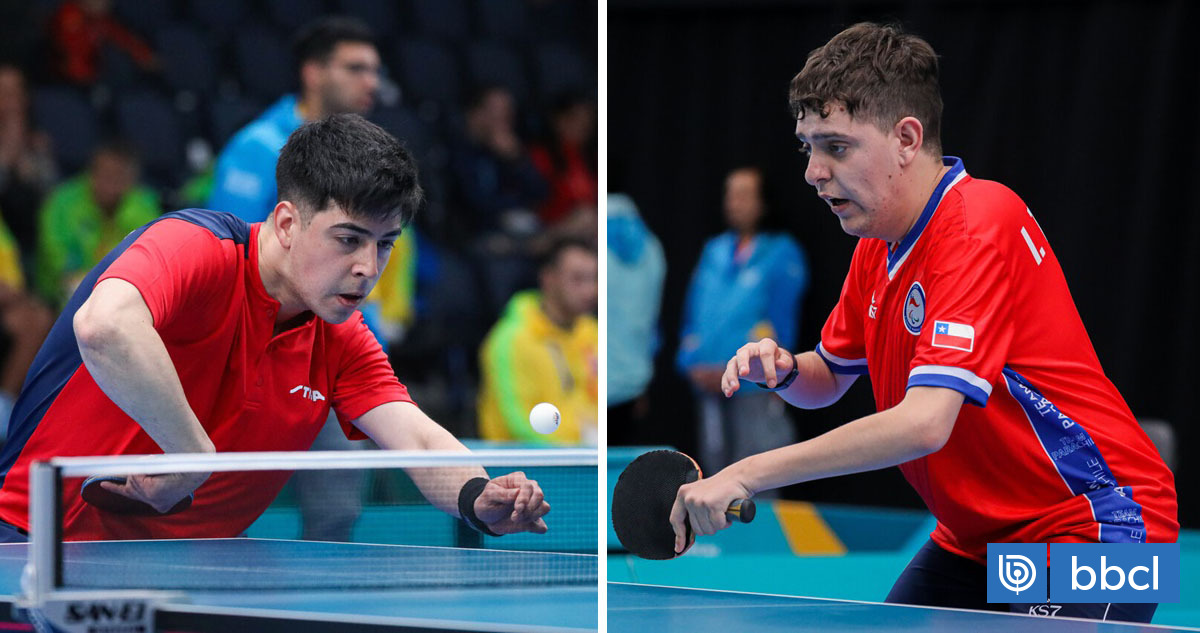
(774, 351), (849, 409)
(355, 401), (487, 516)
(729, 389), (960, 494)
(74, 298), (214, 454)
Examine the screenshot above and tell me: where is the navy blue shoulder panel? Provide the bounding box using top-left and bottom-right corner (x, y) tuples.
(0, 209), (252, 482)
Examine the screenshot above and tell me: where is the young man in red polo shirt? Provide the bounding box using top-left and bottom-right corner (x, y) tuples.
(0, 114), (548, 541)
(670, 23), (1177, 623)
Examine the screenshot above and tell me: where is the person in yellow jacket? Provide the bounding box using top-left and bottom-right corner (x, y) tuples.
(479, 238), (598, 445)
(0, 213), (51, 427)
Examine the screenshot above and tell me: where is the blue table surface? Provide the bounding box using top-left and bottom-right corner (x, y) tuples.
(608, 583), (1200, 632)
(0, 539), (597, 632)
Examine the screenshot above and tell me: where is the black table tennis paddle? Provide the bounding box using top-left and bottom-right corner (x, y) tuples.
(81, 475), (193, 516)
(611, 450), (755, 560)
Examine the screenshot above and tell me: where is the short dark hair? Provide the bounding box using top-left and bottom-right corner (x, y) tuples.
(276, 113), (423, 226)
(789, 22), (943, 155)
(293, 16), (375, 70)
(92, 138), (140, 166)
(465, 84), (509, 112)
(538, 236), (596, 273)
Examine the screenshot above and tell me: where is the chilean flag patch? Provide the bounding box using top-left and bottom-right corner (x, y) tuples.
(931, 321), (974, 352)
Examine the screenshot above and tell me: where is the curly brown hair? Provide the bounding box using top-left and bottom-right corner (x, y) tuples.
(789, 23), (943, 155)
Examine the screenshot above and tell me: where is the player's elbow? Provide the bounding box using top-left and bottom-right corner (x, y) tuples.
(913, 414), (954, 455)
(73, 301), (117, 352)
(900, 387), (964, 456)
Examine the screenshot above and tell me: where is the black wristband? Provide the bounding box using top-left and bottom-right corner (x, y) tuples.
(755, 364), (800, 392)
(458, 477), (501, 537)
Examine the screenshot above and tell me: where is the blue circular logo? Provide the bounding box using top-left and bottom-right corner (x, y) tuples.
(903, 282), (925, 335)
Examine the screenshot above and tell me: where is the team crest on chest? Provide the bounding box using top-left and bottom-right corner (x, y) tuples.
(903, 282), (925, 335)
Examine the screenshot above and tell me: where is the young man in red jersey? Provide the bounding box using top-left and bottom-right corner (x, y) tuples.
(670, 23), (1177, 623)
(0, 114), (548, 541)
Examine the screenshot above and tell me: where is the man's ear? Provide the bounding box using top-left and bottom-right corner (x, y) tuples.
(273, 201), (301, 249)
(894, 116), (925, 166)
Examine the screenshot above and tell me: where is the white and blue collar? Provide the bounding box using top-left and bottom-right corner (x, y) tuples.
(886, 156), (967, 280)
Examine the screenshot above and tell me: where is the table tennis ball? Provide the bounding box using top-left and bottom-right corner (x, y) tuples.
(529, 402), (561, 434)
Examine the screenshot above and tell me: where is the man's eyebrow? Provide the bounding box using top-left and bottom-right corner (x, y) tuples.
(329, 222), (403, 238)
(796, 132), (845, 142)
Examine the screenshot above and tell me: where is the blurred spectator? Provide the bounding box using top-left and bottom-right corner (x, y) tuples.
(677, 167), (809, 475)
(530, 92), (596, 238)
(48, 0), (159, 86)
(451, 85), (547, 315)
(478, 237), (597, 446)
(606, 193), (665, 437)
(36, 140), (159, 307)
(0, 213), (51, 435)
(0, 65), (57, 275)
(452, 85), (547, 242)
(209, 16), (379, 223)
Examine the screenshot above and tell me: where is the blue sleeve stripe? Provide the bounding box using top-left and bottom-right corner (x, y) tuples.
(816, 343), (868, 375)
(907, 366), (991, 407)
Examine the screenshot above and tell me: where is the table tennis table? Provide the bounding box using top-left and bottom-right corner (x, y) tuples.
(608, 582), (1199, 632)
(0, 539), (598, 632)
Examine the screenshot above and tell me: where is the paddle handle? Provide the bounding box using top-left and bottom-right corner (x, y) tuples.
(725, 498), (756, 523)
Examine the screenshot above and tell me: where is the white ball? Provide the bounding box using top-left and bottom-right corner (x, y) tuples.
(529, 402), (561, 434)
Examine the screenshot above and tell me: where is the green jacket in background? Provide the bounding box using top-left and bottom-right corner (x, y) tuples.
(36, 174), (160, 306)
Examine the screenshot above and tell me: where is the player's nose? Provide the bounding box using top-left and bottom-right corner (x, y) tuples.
(352, 245), (380, 278)
(804, 155), (829, 187)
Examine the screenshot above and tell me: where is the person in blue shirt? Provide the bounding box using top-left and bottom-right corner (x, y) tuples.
(607, 193), (665, 436)
(209, 16), (380, 223)
(207, 16), (383, 542)
(677, 167), (809, 476)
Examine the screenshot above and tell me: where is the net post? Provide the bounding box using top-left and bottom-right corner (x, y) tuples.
(26, 461), (61, 602)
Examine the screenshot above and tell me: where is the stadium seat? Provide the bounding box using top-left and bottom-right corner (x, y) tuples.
(535, 42), (590, 100)
(234, 24), (296, 103)
(113, 0), (175, 39)
(265, 0), (326, 34)
(394, 39), (462, 114)
(187, 0), (250, 33)
(114, 91), (184, 187)
(411, 0), (470, 42)
(30, 87), (97, 175)
(333, 0), (401, 38)
(156, 24), (217, 97)
(465, 41), (531, 108)
(476, 0), (531, 45)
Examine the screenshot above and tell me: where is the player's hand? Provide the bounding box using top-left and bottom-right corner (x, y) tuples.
(99, 471), (209, 514)
(474, 471), (550, 535)
(722, 338), (795, 397)
(668, 471), (753, 554)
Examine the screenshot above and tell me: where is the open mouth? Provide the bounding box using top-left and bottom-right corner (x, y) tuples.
(827, 197), (849, 210)
(337, 293), (365, 305)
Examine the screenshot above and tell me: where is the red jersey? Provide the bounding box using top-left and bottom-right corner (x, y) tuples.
(0, 210), (412, 540)
(816, 158), (1177, 562)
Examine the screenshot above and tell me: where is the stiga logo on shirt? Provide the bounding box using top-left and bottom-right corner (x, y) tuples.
(289, 385), (325, 402)
(987, 543), (1046, 602)
(1049, 543), (1179, 603)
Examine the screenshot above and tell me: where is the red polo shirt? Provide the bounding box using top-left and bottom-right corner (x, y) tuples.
(816, 158), (1177, 561)
(0, 209), (412, 540)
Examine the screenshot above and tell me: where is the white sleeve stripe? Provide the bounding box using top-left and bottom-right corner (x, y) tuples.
(816, 343), (867, 367)
(909, 365), (993, 396)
